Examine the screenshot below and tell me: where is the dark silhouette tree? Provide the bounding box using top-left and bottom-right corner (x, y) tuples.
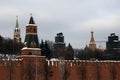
(40, 40), (45, 56)
(64, 43), (74, 60)
(44, 41), (51, 60)
(0, 35), (4, 54)
(0, 36), (23, 55)
(40, 40), (52, 59)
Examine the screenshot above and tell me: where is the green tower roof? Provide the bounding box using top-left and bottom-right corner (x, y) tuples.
(29, 13), (35, 24)
(16, 16), (19, 28)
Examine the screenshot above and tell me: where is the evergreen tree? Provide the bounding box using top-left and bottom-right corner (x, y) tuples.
(40, 40), (52, 59)
(45, 41), (51, 60)
(0, 35), (23, 55)
(40, 39), (44, 48)
(64, 43), (74, 60)
(0, 35), (4, 53)
(40, 40), (46, 56)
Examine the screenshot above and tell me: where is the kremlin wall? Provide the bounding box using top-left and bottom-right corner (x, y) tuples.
(0, 58), (120, 80)
(0, 14), (120, 80)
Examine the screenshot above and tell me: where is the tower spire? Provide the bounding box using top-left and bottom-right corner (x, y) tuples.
(89, 28), (96, 51)
(22, 14), (41, 56)
(14, 16), (21, 43)
(90, 29), (95, 44)
(24, 14), (39, 48)
(30, 13), (32, 17)
(16, 16), (19, 28)
(29, 13), (35, 24)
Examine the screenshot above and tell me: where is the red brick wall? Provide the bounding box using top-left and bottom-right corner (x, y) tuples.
(0, 58), (120, 80)
(22, 55), (46, 80)
(0, 59), (22, 80)
(46, 60), (120, 80)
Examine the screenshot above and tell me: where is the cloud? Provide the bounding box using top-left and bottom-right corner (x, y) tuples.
(70, 11), (120, 32)
(0, 0), (120, 48)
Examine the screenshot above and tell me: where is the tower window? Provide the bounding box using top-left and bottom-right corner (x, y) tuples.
(34, 28), (37, 33)
(28, 52), (32, 55)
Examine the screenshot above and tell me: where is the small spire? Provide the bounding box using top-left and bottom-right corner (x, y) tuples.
(90, 28), (95, 43)
(30, 13), (32, 17)
(16, 16), (18, 19)
(91, 27), (93, 33)
(29, 13), (35, 24)
(16, 16), (19, 28)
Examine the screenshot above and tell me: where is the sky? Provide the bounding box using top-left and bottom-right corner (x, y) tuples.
(0, 0), (120, 49)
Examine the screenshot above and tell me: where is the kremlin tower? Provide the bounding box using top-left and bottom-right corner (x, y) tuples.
(14, 16), (21, 43)
(89, 29), (96, 51)
(24, 14), (39, 48)
(21, 14), (41, 55)
(21, 14), (46, 80)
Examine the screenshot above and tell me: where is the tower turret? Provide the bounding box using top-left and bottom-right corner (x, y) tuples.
(20, 14), (45, 80)
(14, 16), (21, 43)
(21, 14), (41, 56)
(24, 14), (39, 48)
(89, 29), (96, 51)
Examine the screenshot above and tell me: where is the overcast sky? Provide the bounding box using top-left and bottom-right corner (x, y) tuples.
(0, 0), (120, 49)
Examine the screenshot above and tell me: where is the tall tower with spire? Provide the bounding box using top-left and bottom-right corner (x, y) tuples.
(89, 29), (96, 51)
(21, 14), (45, 80)
(21, 14), (41, 56)
(14, 16), (21, 43)
(24, 14), (39, 48)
